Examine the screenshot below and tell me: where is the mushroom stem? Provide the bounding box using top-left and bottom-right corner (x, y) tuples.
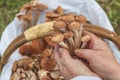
(64, 31), (75, 48)
(58, 42), (69, 49)
(68, 21), (80, 48)
(80, 35), (91, 49)
(78, 24), (83, 48)
(51, 33), (69, 49)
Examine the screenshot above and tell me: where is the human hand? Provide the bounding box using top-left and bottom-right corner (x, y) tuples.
(74, 31), (120, 80)
(54, 46), (101, 80)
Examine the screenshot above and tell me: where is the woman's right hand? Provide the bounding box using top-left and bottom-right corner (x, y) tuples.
(74, 31), (120, 80)
(54, 46), (101, 80)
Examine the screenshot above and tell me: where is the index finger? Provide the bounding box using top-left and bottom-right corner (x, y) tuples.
(53, 45), (61, 66)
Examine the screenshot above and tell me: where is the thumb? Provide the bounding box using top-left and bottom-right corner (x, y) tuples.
(74, 49), (96, 61)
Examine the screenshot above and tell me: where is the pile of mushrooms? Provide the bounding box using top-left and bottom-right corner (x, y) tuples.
(0, 0), (120, 80)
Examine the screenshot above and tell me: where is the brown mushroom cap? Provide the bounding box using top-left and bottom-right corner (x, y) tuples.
(19, 44), (38, 56)
(54, 6), (64, 15)
(41, 58), (56, 71)
(31, 38), (47, 53)
(81, 35), (91, 42)
(51, 33), (64, 43)
(64, 31), (74, 39)
(61, 15), (75, 22)
(68, 21), (80, 31)
(46, 12), (60, 18)
(75, 15), (87, 23)
(53, 21), (66, 29)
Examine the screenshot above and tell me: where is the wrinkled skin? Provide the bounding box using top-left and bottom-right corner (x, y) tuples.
(54, 46), (101, 80)
(74, 31), (120, 80)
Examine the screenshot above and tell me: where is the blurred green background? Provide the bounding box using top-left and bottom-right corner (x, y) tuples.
(0, 0), (120, 38)
(0, 0), (30, 37)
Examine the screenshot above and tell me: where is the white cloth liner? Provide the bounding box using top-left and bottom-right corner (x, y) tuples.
(0, 0), (120, 80)
(71, 76), (101, 80)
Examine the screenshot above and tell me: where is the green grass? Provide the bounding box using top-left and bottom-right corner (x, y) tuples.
(0, 0), (30, 61)
(0, 0), (30, 37)
(97, 0), (120, 35)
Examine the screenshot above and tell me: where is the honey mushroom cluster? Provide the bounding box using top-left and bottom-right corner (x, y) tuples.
(10, 2), (92, 80)
(11, 49), (63, 80)
(45, 5), (91, 52)
(16, 0), (48, 31)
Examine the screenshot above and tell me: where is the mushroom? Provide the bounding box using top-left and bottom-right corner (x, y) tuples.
(38, 70), (49, 80)
(46, 12), (60, 18)
(75, 15), (87, 23)
(61, 15), (74, 24)
(17, 57), (34, 69)
(53, 20), (66, 32)
(28, 70), (37, 80)
(68, 21), (81, 48)
(41, 57), (56, 71)
(12, 61), (18, 72)
(30, 38), (47, 53)
(54, 6), (64, 15)
(25, 71), (31, 79)
(41, 48), (52, 58)
(78, 23), (83, 48)
(50, 70), (60, 79)
(64, 31), (75, 48)
(20, 73), (26, 79)
(10, 73), (20, 80)
(19, 43), (38, 56)
(80, 35), (91, 49)
(44, 36), (56, 47)
(16, 14), (32, 30)
(58, 76), (64, 80)
(51, 33), (69, 49)
(17, 1), (48, 31)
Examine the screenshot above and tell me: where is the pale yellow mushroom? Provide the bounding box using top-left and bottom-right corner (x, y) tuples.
(81, 35), (91, 49)
(51, 33), (69, 49)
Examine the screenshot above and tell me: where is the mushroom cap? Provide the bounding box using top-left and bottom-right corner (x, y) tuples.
(41, 57), (56, 71)
(81, 35), (91, 42)
(75, 15), (87, 23)
(61, 15), (74, 22)
(44, 36), (56, 47)
(68, 21), (80, 31)
(31, 38), (47, 53)
(41, 48), (52, 58)
(34, 3), (48, 10)
(53, 21), (66, 29)
(19, 44), (38, 56)
(54, 6), (64, 15)
(51, 33), (64, 43)
(64, 31), (74, 38)
(46, 12), (60, 18)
